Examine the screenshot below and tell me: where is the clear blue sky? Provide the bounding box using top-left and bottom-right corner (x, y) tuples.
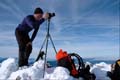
(0, 0), (119, 60)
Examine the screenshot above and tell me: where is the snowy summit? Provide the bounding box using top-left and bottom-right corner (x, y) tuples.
(0, 58), (112, 80)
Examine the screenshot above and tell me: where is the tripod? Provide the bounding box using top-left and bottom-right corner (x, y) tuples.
(35, 18), (57, 77)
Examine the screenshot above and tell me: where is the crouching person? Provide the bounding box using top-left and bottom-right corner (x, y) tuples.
(107, 59), (120, 80)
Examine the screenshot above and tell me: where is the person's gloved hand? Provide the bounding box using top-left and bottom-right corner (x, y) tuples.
(26, 41), (32, 47)
(43, 12), (49, 20)
(25, 41), (32, 57)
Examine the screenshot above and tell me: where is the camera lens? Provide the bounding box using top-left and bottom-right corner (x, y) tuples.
(48, 13), (55, 19)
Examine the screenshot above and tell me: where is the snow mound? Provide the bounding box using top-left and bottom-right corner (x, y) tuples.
(44, 67), (74, 80)
(8, 60), (45, 80)
(0, 58), (76, 80)
(90, 62), (111, 80)
(0, 58), (17, 79)
(0, 58), (112, 80)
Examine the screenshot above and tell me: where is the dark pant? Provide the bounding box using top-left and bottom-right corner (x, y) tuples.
(15, 28), (32, 67)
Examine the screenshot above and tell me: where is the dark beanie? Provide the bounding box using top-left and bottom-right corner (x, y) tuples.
(34, 7), (43, 14)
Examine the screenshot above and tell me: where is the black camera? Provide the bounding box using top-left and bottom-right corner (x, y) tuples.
(48, 13), (55, 19)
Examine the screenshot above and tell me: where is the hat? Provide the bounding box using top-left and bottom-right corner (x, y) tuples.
(34, 7), (43, 14)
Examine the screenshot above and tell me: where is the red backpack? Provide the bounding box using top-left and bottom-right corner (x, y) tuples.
(56, 49), (85, 78)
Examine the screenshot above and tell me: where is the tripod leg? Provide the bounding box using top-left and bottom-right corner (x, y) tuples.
(36, 36), (47, 61)
(43, 35), (49, 78)
(49, 35), (57, 54)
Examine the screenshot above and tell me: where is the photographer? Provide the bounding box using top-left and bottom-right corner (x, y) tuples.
(15, 7), (49, 67)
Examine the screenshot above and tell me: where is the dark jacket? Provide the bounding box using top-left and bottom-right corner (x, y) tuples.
(16, 15), (45, 42)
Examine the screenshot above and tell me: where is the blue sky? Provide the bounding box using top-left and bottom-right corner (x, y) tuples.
(0, 0), (119, 60)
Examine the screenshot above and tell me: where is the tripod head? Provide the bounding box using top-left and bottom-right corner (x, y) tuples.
(48, 13), (55, 19)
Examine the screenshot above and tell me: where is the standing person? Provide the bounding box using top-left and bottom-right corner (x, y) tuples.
(15, 7), (49, 67)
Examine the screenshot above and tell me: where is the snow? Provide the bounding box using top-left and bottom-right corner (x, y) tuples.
(90, 62), (111, 80)
(0, 58), (17, 79)
(44, 67), (75, 80)
(0, 58), (112, 80)
(8, 60), (45, 80)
